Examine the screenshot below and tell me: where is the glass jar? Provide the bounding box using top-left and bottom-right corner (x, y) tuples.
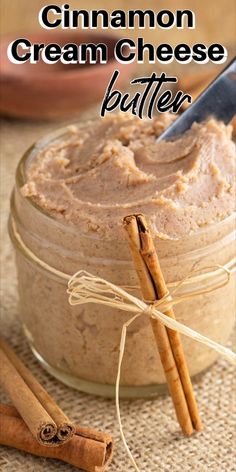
(9, 126), (236, 398)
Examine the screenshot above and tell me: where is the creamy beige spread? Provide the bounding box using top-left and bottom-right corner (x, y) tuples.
(14, 113), (236, 392)
(22, 114), (235, 240)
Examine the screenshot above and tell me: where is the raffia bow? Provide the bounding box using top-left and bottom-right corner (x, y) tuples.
(67, 268), (235, 364)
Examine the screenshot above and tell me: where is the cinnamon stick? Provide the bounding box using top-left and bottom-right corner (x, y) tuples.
(0, 404), (113, 472)
(137, 214), (202, 432)
(0, 337), (75, 445)
(123, 214), (202, 434)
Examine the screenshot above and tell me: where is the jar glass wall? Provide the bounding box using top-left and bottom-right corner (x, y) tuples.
(9, 126), (236, 398)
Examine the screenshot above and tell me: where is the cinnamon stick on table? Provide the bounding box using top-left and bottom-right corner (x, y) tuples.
(0, 404), (113, 472)
(0, 337), (75, 445)
(123, 214), (202, 434)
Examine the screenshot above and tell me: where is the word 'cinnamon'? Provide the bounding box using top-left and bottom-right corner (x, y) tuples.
(0, 337), (75, 445)
(0, 404), (113, 472)
(123, 214), (202, 435)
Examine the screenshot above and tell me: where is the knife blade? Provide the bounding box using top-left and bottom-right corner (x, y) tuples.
(157, 57), (236, 141)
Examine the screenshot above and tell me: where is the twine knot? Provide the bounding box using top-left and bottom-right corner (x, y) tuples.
(144, 292), (173, 318)
(143, 303), (156, 318)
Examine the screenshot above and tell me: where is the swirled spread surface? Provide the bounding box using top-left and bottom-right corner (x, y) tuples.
(22, 114), (236, 239)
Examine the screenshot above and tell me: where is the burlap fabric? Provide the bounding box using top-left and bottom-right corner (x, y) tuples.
(0, 115), (235, 472)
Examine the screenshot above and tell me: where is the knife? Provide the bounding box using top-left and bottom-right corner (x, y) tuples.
(157, 56), (236, 141)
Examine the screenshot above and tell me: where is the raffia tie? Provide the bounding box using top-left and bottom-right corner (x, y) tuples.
(67, 268), (236, 472)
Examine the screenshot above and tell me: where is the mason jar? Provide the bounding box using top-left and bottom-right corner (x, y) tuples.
(9, 126), (236, 398)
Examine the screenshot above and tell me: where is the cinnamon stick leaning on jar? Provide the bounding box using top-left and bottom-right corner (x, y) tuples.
(123, 214), (202, 434)
(0, 404), (113, 472)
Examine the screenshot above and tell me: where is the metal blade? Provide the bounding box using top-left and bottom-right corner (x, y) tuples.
(157, 57), (236, 142)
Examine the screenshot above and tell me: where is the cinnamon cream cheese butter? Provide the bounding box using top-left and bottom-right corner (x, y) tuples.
(9, 113), (236, 397)
(21, 114), (235, 238)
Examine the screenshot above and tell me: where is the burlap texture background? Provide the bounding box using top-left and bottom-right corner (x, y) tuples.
(0, 115), (235, 472)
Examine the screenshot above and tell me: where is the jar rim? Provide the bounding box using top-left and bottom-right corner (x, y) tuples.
(8, 212), (236, 290)
(16, 123), (236, 242)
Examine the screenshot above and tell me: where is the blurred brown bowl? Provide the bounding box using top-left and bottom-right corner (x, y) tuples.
(0, 31), (135, 119)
